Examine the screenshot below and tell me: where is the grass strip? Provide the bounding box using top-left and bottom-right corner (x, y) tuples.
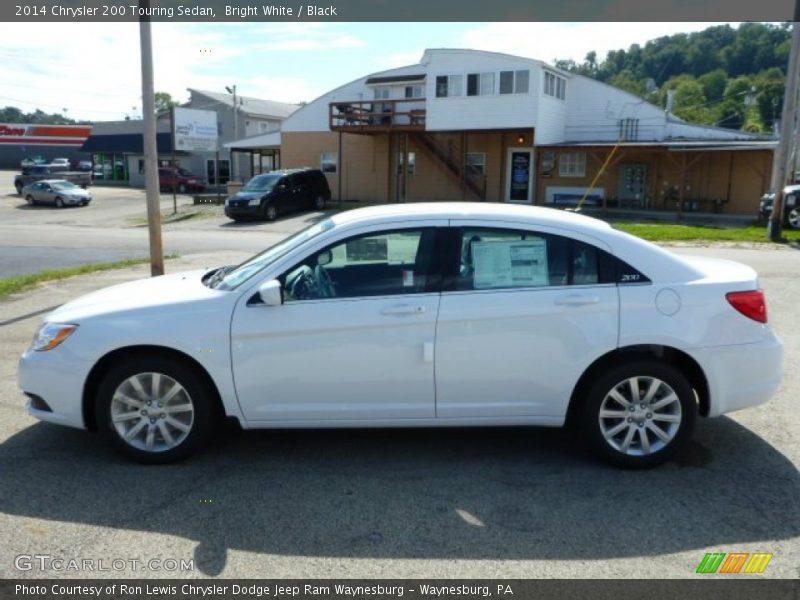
(614, 222), (800, 243)
(0, 257), (164, 299)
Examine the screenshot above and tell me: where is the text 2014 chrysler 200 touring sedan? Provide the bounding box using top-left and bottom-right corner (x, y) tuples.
(18, 204), (783, 467)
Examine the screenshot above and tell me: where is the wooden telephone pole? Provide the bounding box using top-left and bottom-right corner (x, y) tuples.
(768, 5), (800, 241)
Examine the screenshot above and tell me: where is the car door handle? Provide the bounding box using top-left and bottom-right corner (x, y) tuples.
(554, 294), (600, 306)
(380, 304), (426, 316)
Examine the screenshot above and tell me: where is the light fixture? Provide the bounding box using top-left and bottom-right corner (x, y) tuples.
(517, 134), (525, 144)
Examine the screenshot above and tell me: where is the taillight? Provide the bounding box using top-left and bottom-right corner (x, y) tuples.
(726, 290), (768, 323)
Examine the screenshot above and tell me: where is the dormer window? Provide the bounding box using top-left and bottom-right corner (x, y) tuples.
(544, 71), (566, 100)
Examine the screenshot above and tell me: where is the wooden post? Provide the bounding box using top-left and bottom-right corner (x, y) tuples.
(170, 104), (177, 214)
(461, 132), (467, 200)
(401, 132), (408, 203)
(338, 130), (343, 205)
(386, 133), (393, 203)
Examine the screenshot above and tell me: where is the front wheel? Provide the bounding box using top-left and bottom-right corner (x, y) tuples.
(15, 184), (23, 195)
(96, 356), (217, 463)
(25, 195), (35, 206)
(263, 203), (277, 221)
(580, 361), (696, 468)
(314, 195), (326, 210)
(54, 197), (64, 208)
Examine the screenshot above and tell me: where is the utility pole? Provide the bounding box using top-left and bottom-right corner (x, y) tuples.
(768, 5), (800, 241)
(139, 0), (164, 275)
(226, 84), (238, 181)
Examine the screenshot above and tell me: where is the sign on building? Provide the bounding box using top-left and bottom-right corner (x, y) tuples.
(173, 108), (218, 152)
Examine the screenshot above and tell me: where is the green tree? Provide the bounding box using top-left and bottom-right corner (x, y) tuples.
(154, 92), (179, 114)
(698, 69), (727, 102)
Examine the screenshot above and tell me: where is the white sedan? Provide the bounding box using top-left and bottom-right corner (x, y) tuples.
(18, 203), (783, 467)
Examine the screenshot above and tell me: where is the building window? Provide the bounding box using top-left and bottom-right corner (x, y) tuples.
(404, 85), (423, 99)
(558, 153), (586, 178)
(467, 73), (495, 96)
(435, 74), (463, 98)
(259, 121), (275, 134)
(397, 152), (416, 176)
(500, 70), (530, 95)
(544, 72), (566, 100)
(465, 152), (486, 175)
(321, 152), (338, 174)
(373, 86), (391, 100)
(138, 159), (145, 175)
(618, 118), (640, 141)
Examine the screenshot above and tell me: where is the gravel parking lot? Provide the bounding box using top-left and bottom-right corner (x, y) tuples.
(0, 170), (797, 579)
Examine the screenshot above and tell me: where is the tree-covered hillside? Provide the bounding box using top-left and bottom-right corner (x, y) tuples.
(554, 23), (790, 132)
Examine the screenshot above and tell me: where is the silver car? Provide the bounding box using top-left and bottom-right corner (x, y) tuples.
(22, 179), (92, 208)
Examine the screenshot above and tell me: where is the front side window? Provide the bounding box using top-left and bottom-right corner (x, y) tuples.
(454, 228), (608, 291)
(281, 228), (436, 301)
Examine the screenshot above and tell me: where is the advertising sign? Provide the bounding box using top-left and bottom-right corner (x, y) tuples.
(173, 108), (218, 152)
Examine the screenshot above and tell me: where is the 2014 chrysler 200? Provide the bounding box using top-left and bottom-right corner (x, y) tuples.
(18, 204), (783, 467)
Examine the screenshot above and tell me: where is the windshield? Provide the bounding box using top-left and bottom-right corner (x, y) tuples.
(243, 173), (282, 192)
(176, 168), (193, 176)
(52, 181), (78, 190)
(213, 218), (335, 290)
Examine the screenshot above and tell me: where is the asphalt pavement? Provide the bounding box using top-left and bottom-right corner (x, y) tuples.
(0, 171), (797, 579)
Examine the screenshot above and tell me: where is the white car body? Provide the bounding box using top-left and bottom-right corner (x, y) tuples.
(18, 203), (783, 464)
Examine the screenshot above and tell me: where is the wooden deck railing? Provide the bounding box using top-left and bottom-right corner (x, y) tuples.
(329, 99), (426, 132)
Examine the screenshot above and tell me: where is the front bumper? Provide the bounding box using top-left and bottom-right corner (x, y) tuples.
(64, 196), (91, 205)
(18, 346), (93, 430)
(225, 203), (262, 217)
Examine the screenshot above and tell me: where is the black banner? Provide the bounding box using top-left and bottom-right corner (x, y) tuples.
(1, 580), (799, 600)
(1, 0), (796, 22)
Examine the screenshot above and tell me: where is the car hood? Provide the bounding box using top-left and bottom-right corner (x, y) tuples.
(46, 269), (225, 323)
(230, 191), (268, 201)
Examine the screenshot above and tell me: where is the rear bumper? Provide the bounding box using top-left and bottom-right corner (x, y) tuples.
(692, 333), (783, 417)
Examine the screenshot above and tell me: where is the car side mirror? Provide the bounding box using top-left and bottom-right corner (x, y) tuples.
(257, 279), (283, 306)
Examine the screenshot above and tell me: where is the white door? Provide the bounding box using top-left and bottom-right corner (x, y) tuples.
(230, 225), (443, 423)
(435, 224), (619, 419)
(506, 148), (535, 204)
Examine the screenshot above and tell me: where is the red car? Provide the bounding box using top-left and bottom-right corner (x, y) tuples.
(158, 168), (206, 193)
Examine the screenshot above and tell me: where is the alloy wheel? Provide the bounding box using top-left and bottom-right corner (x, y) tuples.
(110, 372), (195, 453)
(598, 376), (682, 456)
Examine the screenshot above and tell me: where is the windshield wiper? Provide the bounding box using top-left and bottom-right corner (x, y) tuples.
(205, 265), (235, 289)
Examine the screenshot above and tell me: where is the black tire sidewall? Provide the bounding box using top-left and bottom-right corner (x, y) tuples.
(580, 360), (697, 468)
(263, 202), (277, 221)
(96, 356), (216, 464)
(314, 195), (325, 210)
(55, 197), (63, 208)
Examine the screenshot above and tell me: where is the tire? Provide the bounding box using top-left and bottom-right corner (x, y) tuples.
(25, 195), (35, 206)
(15, 183), (23, 195)
(55, 197), (64, 208)
(787, 207), (800, 230)
(95, 355), (218, 464)
(579, 360), (697, 468)
(314, 195), (326, 210)
(263, 203), (277, 221)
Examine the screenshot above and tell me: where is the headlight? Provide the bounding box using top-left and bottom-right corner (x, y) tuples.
(31, 323), (77, 351)
(248, 198), (261, 206)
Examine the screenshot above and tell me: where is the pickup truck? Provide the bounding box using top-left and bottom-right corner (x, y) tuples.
(14, 165), (92, 194)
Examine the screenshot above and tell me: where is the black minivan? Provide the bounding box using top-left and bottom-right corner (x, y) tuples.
(224, 168), (332, 222)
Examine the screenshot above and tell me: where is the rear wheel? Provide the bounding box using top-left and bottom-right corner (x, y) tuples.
(54, 197), (64, 208)
(15, 183), (23, 195)
(580, 360), (696, 468)
(787, 207), (800, 230)
(96, 355), (217, 463)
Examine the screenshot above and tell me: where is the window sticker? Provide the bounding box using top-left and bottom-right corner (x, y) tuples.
(402, 270), (415, 287)
(472, 240), (548, 289)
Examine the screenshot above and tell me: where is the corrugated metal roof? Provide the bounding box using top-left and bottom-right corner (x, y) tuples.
(188, 89), (299, 119)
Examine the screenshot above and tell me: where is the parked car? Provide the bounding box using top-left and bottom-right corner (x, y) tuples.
(224, 168), (331, 222)
(22, 179), (92, 207)
(18, 204), (783, 466)
(20, 155), (47, 168)
(51, 157), (70, 167)
(158, 167), (205, 193)
(15, 165), (92, 194)
(759, 185), (800, 230)
(73, 160), (93, 172)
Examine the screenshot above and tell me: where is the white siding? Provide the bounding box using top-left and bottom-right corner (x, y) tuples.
(536, 94), (567, 144)
(423, 50), (540, 131)
(565, 75), (667, 142)
(282, 65), (427, 133)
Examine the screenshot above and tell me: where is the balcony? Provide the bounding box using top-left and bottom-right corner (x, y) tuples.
(329, 99), (426, 133)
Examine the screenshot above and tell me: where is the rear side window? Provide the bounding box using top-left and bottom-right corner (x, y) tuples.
(453, 227), (611, 291)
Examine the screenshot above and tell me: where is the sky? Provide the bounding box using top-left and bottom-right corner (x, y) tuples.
(1, 21), (740, 122)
